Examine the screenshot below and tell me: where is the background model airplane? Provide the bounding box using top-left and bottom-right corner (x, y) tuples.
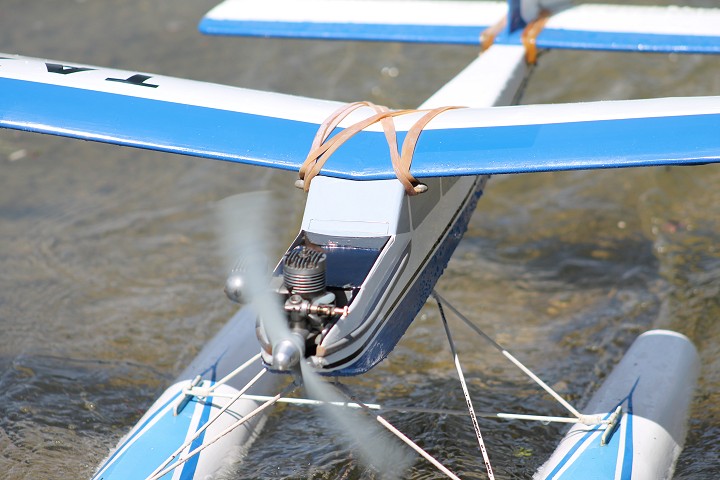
(1, 0), (719, 478)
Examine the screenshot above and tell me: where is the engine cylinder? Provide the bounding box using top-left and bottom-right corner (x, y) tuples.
(283, 245), (326, 298)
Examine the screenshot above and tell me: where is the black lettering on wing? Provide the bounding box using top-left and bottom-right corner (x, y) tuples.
(106, 74), (159, 88)
(46, 63), (96, 75)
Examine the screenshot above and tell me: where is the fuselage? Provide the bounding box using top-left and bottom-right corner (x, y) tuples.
(260, 173), (488, 375)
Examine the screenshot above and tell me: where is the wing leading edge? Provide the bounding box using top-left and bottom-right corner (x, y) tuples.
(1, 54), (719, 180)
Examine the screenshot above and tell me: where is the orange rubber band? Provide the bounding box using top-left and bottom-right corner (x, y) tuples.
(480, 15), (508, 52)
(521, 10), (551, 64)
(300, 103), (464, 195)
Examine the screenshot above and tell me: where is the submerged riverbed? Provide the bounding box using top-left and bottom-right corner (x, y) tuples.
(1, 1), (719, 478)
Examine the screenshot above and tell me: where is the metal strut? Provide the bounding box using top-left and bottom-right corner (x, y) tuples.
(334, 383), (464, 480)
(434, 293), (495, 480)
(432, 290), (609, 427)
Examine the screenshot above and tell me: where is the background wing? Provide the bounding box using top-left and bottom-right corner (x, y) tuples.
(199, 0), (506, 45)
(2, 54), (719, 180)
(537, 3), (720, 54)
(199, 0), (720, 54)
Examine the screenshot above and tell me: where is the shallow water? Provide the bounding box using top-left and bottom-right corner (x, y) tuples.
(1, 1), (719, 478)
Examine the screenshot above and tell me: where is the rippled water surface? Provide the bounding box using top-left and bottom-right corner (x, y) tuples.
(1, 1), (719, 478)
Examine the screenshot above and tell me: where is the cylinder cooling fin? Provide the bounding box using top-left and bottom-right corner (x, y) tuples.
(283, 246), (327, 298)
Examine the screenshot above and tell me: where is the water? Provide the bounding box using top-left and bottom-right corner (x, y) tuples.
(1, 1), (719, 478)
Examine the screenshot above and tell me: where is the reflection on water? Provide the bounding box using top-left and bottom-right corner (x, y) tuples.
(1, 0), (719, 478)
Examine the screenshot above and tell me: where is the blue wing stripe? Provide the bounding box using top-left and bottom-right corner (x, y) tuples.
(534, 29), (720, 55)
(2, 78), (719, 179)
(199, 19), (487, 45)
(411, 114), (720, 177)
(0, 77), (322, 174)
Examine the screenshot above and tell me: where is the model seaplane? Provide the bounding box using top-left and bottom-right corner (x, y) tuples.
(2, 0), (719, 478)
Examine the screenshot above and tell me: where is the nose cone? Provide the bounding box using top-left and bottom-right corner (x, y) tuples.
(272, 338), (302, 371)
(224, 273), (247, 303)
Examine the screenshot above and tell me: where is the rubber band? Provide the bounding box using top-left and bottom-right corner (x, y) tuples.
(398, 106), (462, 193)
(299, 102), (463, 195)
(522, 10), (551, 64)
(480, 15), (507, 51)
(480, 11), (552, 64)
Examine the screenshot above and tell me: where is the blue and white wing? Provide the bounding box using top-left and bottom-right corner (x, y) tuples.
(0, 54), (343, 174)
(199, 0), (507, 45)
(1, 54), (719, 180)
(538, 3), (720, 54)
(199, 0), (720, 54)
(412, 98), (720, 177)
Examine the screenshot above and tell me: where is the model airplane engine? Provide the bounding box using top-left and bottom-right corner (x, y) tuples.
(283, 245), (335, 329)
(282, 245), (344, 336)
(253, 243), (348, 372)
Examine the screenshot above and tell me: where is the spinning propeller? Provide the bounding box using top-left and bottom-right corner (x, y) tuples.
(217, 192), (301, 371)
(216, 192), (412, 476)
